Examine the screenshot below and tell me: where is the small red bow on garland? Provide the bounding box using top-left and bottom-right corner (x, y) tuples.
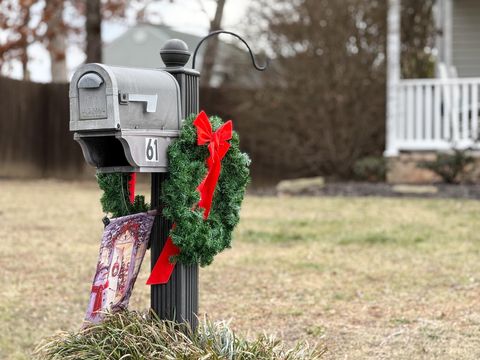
(146, 111), (233, 285)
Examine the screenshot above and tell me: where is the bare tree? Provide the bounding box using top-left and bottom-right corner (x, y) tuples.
(236, 0), (436, 179)
(241, 0), (386, 178)
(84, 0), (163, 65)
(0, 0), (35, 80)
(20, 7), (31, 81)
(0, 0), (158, 82)
(44, 0), (68, 82)
(86, 0), (102, 63)
(0, 0), (79, 82)
(199, 0), (227, 87)
(401, 0), (436, 78)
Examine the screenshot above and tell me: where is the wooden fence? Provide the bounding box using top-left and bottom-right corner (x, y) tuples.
(0, 77), (254, 179)
(0, 77), (85, 178)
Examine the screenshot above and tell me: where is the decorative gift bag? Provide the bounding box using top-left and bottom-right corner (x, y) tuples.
(84, 212), (154, 324)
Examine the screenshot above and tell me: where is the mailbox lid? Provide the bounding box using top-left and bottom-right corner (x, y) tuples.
(69, 63), (182, 132)
(109, 66), (182, 131)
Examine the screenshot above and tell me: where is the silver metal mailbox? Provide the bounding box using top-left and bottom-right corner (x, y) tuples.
(69, 63), (182, 172)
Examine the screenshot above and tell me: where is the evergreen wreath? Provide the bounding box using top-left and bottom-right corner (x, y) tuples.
(96, 113), (250, 267)
(163, 113), (250, 266)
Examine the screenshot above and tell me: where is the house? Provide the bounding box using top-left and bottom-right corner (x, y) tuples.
(103, 23), (260, 88)
(386, 0), (480, 183)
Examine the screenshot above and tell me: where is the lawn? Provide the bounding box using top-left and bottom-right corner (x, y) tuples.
(1, 179), (480, 359)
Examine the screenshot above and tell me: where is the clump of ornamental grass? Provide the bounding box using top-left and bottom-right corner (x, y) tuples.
(34, 311), (326, 360)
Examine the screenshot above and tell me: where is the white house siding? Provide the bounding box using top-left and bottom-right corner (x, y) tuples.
(452, 0), (480, 77)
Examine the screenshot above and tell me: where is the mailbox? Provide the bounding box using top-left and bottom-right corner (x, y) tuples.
(69, 63), (183, 172)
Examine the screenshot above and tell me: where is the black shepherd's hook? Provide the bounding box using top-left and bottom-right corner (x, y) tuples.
(192, 30), (268, 71)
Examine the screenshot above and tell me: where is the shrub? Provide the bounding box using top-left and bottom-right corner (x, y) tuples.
(418, 149), (474, 184)
(353, 156), (387, 182)
(34, 311), (326, 360)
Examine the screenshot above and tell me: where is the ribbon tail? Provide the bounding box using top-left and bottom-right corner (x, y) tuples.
(146, 236), (181, 285)
(198, 160), (222, 219)
(128, 173), (136, 204)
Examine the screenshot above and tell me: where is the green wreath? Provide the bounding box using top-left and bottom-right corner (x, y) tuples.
(163, 113), (250, 266)
(97, 113), (250, 267)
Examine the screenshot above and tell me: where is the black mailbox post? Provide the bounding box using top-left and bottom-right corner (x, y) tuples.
(151, 39), (199, 327)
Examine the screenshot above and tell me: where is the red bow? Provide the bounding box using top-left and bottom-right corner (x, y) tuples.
(147, 111), (232, 285)
(194, 111), (233, 218)
(91, 280), (109, 314)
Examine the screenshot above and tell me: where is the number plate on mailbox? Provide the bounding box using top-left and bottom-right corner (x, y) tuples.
(145, 138), (159, 162)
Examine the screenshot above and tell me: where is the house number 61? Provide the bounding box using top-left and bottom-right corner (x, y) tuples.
(145, 138), (158, 162)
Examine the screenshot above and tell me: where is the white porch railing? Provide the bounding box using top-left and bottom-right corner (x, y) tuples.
(391, 78), (480, 153)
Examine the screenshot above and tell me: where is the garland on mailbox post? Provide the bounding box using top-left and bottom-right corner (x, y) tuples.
(97, 172), (149, 218)
(97, 112), (250, 283)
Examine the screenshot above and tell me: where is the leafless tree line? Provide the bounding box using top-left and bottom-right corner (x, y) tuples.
(0, 0), (227, 84)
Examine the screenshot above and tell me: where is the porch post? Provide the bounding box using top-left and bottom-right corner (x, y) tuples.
(385, 0), (401, 157)
(435, 0), (453, 69)
(443, 0), (453, 70)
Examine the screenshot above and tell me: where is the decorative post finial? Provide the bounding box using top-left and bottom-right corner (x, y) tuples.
(160, 39), (191, 68)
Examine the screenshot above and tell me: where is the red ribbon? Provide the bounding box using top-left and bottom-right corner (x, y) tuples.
(128, 173), (136, 204)
(146, 225), (181, 284)
(147, 111), (232, 285)
(91, 280), (109, 314)
(195, 111), (233, 218)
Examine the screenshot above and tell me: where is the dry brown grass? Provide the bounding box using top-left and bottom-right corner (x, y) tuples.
(1, 179), (480, 359)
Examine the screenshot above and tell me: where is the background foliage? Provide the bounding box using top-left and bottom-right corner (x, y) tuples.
(419, 149), (475, 184)
(0, 0), (437, 183)
(214, 0), (437, 181)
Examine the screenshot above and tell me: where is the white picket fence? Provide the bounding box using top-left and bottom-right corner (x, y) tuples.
(392, 78), (480, 152)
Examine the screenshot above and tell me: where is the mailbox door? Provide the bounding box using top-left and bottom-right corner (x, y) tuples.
(70, 64), (120, 132)
(78, 73), (108, 120)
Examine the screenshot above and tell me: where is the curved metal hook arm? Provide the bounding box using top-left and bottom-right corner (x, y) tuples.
(192, 30), (268, 71)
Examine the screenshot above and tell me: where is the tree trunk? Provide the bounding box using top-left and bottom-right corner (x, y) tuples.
(21, 53), (30, 81)
(20, 7), (31, 81)
(200, 0), (227, 87)
(46, 0), (67, 82)
(86, 0), (102, 63)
